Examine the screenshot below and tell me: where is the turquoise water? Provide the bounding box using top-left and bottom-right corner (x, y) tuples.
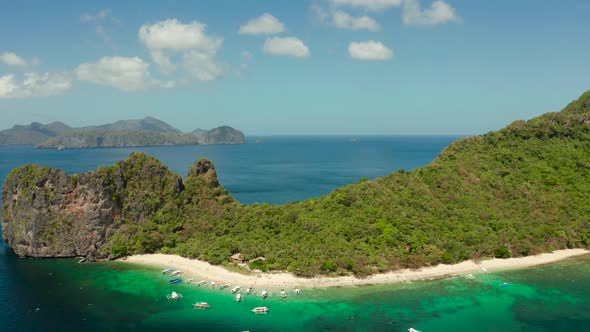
(1, 137), (590, 331)
(7, 255), (590, 331)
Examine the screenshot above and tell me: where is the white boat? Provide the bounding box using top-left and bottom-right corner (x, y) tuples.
(467, 274), (476, 280)
(193, 301), (210, 309)
(261, 290), (268, 298)
(408, 328), (422, 332)
(252, 306), (269, 314)
(246, 287), (254, 294)
(294, 288), (300, 295)
(166, 291), (183, 300)
(161, 268), (174, 274)
(196, 280), (207, 286)
(171, 270), (182, 276)
(280, 290), (287, 298)
(211, 282), (216, 288)
(481, 267), (488, 274)
(220, 283), (230, 290)
(235, 293), (242, 302)
(231, 286), (241, 293)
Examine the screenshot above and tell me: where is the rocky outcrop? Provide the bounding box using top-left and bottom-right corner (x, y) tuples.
(1, 152), (184, 258)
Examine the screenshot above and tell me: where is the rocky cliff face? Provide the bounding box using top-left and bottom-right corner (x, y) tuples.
(1, 152), (189, 258)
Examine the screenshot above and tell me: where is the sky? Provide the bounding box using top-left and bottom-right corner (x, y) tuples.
(0, 0), (589, 135)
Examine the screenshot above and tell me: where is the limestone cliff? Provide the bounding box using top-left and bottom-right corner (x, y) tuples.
(0, 152), (192, 258)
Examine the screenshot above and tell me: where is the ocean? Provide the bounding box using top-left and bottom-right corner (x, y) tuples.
(1, 136), (589, 332)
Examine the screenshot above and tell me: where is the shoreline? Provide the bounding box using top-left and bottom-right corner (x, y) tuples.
(121, 249), (589, 290)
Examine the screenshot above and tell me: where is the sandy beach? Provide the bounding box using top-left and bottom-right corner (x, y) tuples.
(122, 249), (589, 290)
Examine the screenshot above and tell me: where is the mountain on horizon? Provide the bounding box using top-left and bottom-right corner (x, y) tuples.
(0, 117), (245, 148)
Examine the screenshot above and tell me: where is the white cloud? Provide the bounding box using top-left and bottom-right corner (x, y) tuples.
(75, 56), (171, 91)
(0, 72), (72, 99)
(238, 13), (285, 35)
(241, 50), (253, 59)
(348, 41), (393, 61)
(81, 9), (119, 23)
(403, 0), (460, 26)
(263, 37), (310, 58)
(0, 52), (39, 67)
(182, 50), (225, 81)
(331, 0), (403, 11)
(139, 19), (224, 80)
(95, 25), (111, 42)
(332, 11), (380, 31)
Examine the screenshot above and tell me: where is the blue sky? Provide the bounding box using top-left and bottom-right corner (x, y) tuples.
(0, 0), (589, 135)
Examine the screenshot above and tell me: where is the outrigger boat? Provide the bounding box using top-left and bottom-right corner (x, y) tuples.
(481, 267), (488, 274)
(169, 277), (182, 284)
(467, 274), (476, 280)
(252, 306), (269, 314)
(196, 280), (207, 286)
(235, 293), (242, 302)
(166, 291), (183, 300)
(171, 270), (183, 276)
(219, 284), (230, 290)
(231, 286), (241, 293)
(408, 328), (422, 332)
(193, 302), (211, 309)
(261, 290), (268, 298)
(161, 268), (174, 274)
(211, 282), (216, 288)
(294, 288), (300, 295)
(280, 290), (287, 298)
(246, 287), (254, 295)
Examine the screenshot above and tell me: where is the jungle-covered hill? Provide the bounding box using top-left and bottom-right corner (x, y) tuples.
(2, 91), (590, 277)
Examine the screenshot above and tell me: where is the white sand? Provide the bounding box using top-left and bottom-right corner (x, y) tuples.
(122, 249), (589, 290)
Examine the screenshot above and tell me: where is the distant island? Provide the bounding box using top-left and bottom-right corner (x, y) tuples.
(0, 117), (245, 148)
(2, 90), (590, 278)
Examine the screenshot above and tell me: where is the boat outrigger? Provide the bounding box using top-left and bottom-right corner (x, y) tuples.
(231, 286), (241, 293)
(261, 290), (268, 298)
(166, 291), (183, 300)
(169, 277), (182, 284)
(193, 302), (211, 309)
(161, 268), (174, 274)
(252, 306), (269, 314)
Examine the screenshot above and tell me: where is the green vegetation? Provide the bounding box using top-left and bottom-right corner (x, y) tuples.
(4, 91), (590, 277)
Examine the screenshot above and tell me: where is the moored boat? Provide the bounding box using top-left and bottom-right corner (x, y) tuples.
(235, 293), (242, 302)
(252, 306), (269, 314)
(161, 268), (174, 274)
(171, 270), (182, 276)
(196, 280), (207, 286)
(294, 288), (300, 295)
(220, 283), (230, 290)
(246, 287), (254, 294)
(193, 302), (210, 309)
(231, 286), (241, 293)
(481, 267), (488, 274)
(211, 282), (216, 288)
(280, 290), (287, 298)
(169, 277), (182, 284)
(408, 328), (422, 332)
(261, 290), (268, 298)
(166, 291), (183, 300)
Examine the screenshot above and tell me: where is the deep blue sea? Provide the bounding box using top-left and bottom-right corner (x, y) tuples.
(1, 136), (589, 332)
